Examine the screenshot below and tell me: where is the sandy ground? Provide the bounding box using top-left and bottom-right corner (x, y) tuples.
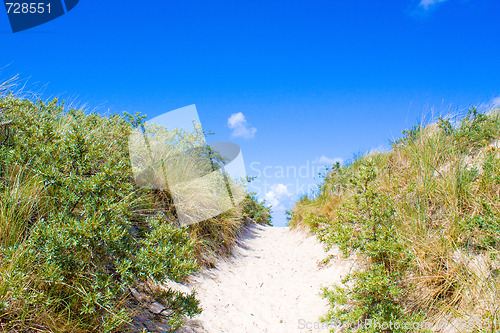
(178, 223), (352, 333)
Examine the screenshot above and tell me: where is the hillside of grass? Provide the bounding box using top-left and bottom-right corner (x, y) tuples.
(290, 107), (500, 332)
(0, 87), (271, 332)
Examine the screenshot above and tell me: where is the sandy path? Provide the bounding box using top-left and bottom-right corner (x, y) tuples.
(179, 224), (351, 333)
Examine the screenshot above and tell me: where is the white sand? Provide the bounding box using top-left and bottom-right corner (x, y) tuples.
(179, 224), (351, 333)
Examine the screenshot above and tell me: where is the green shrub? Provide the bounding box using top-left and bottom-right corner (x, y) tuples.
(438, 107), (500, 153)
(318, 160), (414, 331)
(241, 192), (272, 226)
(0, 95), (201, 331)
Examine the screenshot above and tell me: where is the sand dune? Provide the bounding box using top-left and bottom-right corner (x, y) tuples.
(179, 224), (351, 333)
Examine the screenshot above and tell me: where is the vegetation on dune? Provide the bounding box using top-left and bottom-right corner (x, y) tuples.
(290, 107), (500, 332)
(0, 87), (271, 332)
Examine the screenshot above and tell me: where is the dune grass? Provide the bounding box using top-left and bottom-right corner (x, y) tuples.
(290, 107), (500, 331)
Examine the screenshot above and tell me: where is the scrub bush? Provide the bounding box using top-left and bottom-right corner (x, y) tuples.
(0, 94), (202, 331)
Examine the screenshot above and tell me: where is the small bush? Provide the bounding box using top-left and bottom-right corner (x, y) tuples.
(241, 192), (272, 226)
(318, 160), (414, 331)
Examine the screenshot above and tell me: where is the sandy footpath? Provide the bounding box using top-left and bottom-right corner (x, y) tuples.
(178, 224), (351, 333)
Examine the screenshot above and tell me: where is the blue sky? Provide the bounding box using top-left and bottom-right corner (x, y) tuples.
(1, 0), (499, 226)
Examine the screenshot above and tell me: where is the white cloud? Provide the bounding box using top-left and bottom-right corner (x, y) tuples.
(313, 155), (343, 166)
(264, 184), (292, 210)
(492, 96), (500, 107)
(228, 112), (257, 139)
(419, 0), (447, 9)
(228, 112), (245, 127)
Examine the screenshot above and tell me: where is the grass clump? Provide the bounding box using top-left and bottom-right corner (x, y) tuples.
(241, 192), (272, 226)
(290, 107), (500, 332)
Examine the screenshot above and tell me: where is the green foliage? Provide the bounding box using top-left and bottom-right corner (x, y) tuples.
(459, 196), (500, 250)
(241, 192), (272, 226)
(0, 94), (202, 331)
(438, 107), (500, 153)
(321, 161), (351, 197)
(393, 124), (422, 147)
(318, 160), (413, 330)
